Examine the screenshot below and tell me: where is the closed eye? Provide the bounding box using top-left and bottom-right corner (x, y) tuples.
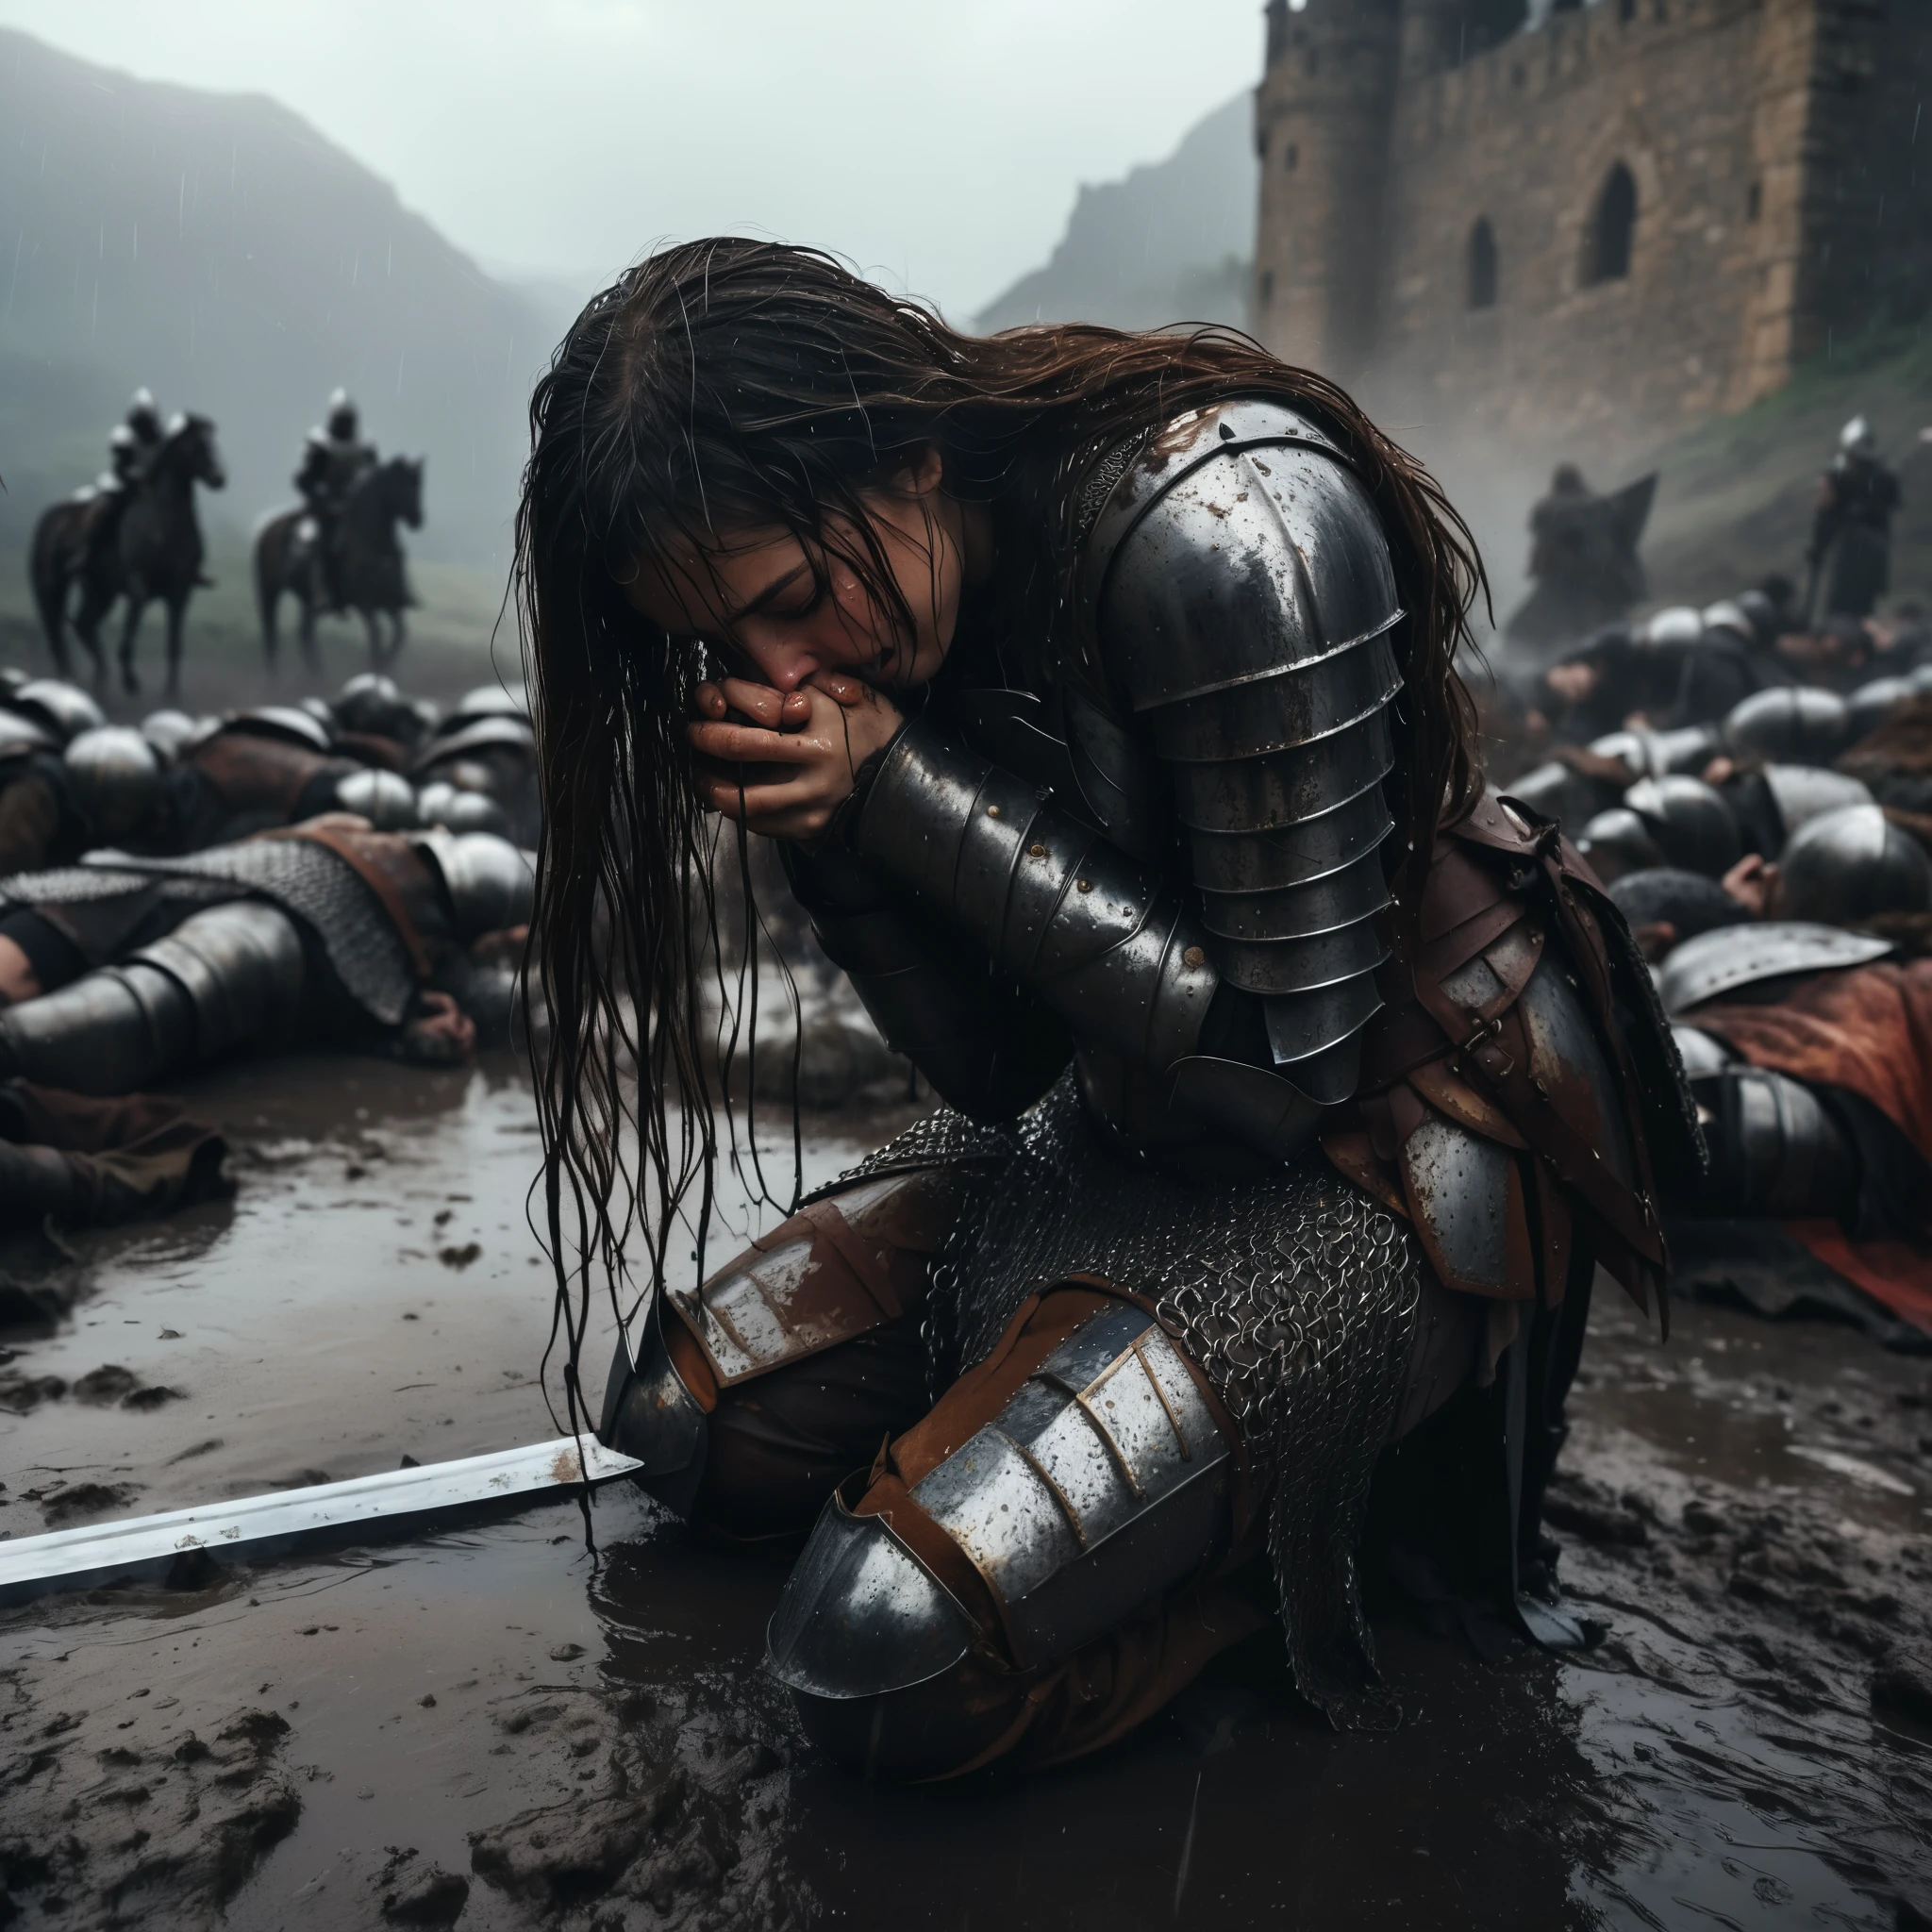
(761, 582), (825, 624)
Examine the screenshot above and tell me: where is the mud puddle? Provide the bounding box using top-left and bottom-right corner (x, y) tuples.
(2, 1058), (1930, 1928)
(0, 1053), (900, 1539)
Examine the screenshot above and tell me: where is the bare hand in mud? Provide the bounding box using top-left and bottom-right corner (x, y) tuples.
(687, 674), (902, 842)
(1722, 851), (1774, 916)
(399, 990), (478, 1066)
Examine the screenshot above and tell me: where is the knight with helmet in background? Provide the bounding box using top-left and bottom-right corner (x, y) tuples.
(78, 388), (166, 578)
(292, 389), (379, 612)
(1808, 416), (1902, 625)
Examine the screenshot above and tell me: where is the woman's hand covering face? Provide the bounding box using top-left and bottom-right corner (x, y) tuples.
(687, 673), (902, 843)
(619, 447), (991, 845)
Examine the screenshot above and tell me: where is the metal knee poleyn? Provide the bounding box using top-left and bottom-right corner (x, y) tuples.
(767, 1299), (1235, 1716)
(665, 1173), (953, 1388)
(599, 1169), (966, 1520)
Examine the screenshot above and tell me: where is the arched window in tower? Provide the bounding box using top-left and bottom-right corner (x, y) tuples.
(1468, 218), (1499, 309)
(1588, 163), (1638, 284)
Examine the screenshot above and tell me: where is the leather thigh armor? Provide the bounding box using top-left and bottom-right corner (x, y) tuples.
(598, 1167), (972, 1516)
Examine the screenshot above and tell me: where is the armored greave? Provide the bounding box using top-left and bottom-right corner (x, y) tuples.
(765, 1291), (1241, 1780)
(0, 901), (306, 1095)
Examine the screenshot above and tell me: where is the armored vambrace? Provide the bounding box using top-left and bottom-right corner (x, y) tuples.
(841, 403), (1409, 1155)
(780, 839), (1073, 1122)
(848, 717), (1229, 1120)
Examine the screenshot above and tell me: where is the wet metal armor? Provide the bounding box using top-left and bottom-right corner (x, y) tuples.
(1659, 921), (1894, 1017)
(765, 1297), (1238, 1777)
(1688, 1061), (1856, 1220)
(601, 400), (1684, 1748)
(835, 399), (1403, 1161)
(0, 900), (306, 1095)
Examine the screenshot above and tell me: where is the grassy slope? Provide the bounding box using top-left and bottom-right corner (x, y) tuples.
(0, 519), (515, 718)
(1640, 327), (1932, 611)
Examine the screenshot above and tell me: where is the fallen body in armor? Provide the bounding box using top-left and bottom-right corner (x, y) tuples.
(0, 669), (532, 875)
(1504, 678), (1932, 896)
(0, 816), (534, 1093)
(514, 241), (1694, 1779)
(1608, 812), (1932, 1349)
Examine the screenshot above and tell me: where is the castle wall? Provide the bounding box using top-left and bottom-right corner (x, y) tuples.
(1365, 0), (1784, 459)
(1801, 1), (1932, 359)
(1253, 0), (1932, 471)
(1252, 0), (1401, 384)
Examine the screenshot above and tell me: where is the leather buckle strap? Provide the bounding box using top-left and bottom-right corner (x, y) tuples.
(1461, 1012), (1507, 1074)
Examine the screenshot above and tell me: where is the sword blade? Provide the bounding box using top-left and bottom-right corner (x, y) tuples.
(0, 1436), (643, 1607)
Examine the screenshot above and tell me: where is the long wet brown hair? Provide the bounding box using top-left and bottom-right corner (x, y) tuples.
(514, 239), (1484, 1441)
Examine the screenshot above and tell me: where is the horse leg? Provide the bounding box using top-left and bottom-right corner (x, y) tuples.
(165, 593), (187, 700)
(256, 527), (283, 675)
(42, 564), (74, 680)
(299, 567), (320, 672)
(260, 576), (279, 675)
(73, 584), (111, 688)
(119, 585), (147, 694)
(44, 569), (74, 680)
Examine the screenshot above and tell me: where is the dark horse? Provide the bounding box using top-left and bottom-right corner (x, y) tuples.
(254, 455), (424, 669)
(29, 414), (227, 696)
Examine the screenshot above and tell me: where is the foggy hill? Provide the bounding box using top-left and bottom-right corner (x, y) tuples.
(1636, 330), (1932, 611)
(974, 94), (1256, 334)
(0, 27), (552, 565)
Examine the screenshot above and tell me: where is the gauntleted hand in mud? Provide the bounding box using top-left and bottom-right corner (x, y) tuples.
(686, 674), (904, 844)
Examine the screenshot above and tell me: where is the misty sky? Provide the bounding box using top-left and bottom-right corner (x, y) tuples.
(0, 0), (1264, 317)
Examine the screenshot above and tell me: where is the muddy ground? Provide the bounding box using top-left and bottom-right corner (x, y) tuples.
(2, 1051), (1930, 1930)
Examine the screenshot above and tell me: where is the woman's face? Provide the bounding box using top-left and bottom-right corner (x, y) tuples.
(623, 447), (966, 693)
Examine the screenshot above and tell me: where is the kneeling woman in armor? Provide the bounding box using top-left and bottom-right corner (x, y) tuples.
(519, 242), (1695, 1779)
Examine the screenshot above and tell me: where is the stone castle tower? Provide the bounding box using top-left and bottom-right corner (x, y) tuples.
(1252, 0), (1932, 457)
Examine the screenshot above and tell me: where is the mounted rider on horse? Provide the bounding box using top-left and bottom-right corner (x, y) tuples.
(30, 391), (225, 695)
(78, 390), (166, 575)
(256, 392), (423, 665)
(292, 389), (379, 612)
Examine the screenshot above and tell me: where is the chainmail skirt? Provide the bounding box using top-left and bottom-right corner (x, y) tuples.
(828, 1074), (1424, 1729)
